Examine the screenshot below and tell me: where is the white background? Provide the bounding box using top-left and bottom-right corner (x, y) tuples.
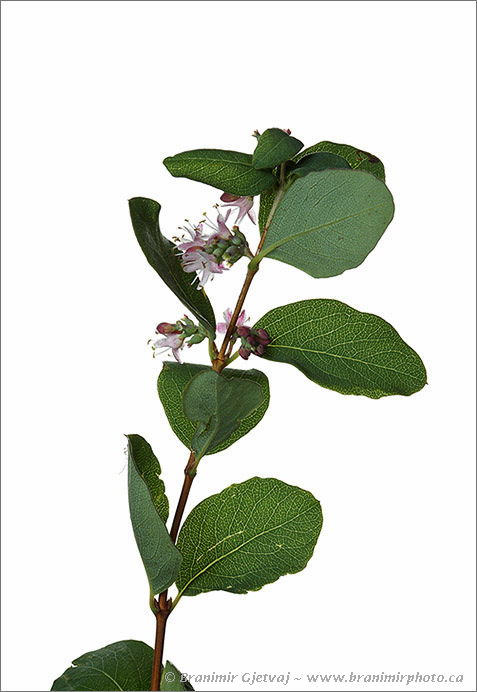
(1, 2), (475, 691)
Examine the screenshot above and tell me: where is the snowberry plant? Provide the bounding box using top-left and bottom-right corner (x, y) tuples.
(52, 130), (426, 691)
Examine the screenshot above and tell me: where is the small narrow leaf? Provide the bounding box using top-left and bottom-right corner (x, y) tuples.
(129, 197), (215, 336)
(163, 149), (276, 196)
(176, 477), (322, 597)
(252, 128), (303, 170)
(182, 370), (264, 461)
(161, 662), (195, 691)
(290, 151), (351, 178)
(257, 169), (394, 278)
(158, 363), (270, 454)
(254, 299), (427, 398)
(51, 640), (154, 691)
(128, 435), (182, 595)
(294, 140), (385, 181)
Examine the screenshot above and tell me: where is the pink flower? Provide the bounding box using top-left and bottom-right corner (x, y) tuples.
(217, 309), (247, 334)
(176, 221), (207, 253)
(203, 208), (233, 243)
(181, 248), (224, 287)
(176, 213), (235, 289)
(151, 332), (184, 363)
(220, 193), (256, 225)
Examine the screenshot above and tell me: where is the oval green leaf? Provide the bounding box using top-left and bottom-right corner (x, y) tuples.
(129, 197), (215, 336)
(294, 140), (385, 181)
(258, 153), (351, 233)
(290, 151), (351, 178)
(128, 435), (182, 596)
(252, 128), (303, 170)
(254, 299), (427, 399)
(255, 169), (394, 278)
(163, 149), (276, 196)
(51, 640), (154, 691)
(157, 363), (270, 455)
(182, 370), (264, 461)
(175, 477), (322, 597)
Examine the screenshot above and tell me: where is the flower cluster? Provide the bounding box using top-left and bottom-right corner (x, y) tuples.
(176, 196), (255, 289)
(217, 309), (270, 360)
(237, 326), (271, 360)
(150, 316), (207, 363)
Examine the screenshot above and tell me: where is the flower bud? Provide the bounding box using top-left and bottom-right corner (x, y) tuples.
(239, 346), (251, 360)
(186, 333), (206, 346)
(220, 193), (239, 203)
(156, 322), (180, 335)
(224, 246), (238, 259)
(256, 328), (270, 341)
(237, 325), (250, 338)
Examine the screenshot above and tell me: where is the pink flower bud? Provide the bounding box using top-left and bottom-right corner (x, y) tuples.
(255, 328), (271, 345)
(237, 325), (250, 338)
(220, 193), (239, 203)
(156, 322), (180, 335)
(239, 346), (251, 360)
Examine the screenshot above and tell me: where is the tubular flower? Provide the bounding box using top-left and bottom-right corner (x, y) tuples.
(220, 193), (256, 225)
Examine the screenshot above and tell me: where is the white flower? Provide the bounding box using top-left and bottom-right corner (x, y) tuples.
(151, 332), (184, 363)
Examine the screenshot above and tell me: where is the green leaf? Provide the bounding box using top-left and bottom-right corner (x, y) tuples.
(294, 140), (385, 181)
(252, 128), (303, 170)
(128, 435), (182, 595)
(158, 363), (270, 455)
(255, 169), (394, 278)
(254, 299), (427, 398)
(161, 662), (195, 691)
(127, 434), (169, 522)
(175, 477), (322, 597)
(182, 370), (264, 461)
(163, 149), (276, 196)
(258, 185), (277, 233)
(289, 151), (351, 178)
(129, 197), (215, 336)
(258, 154), (350, 233)
(51, 640), (153, 691)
